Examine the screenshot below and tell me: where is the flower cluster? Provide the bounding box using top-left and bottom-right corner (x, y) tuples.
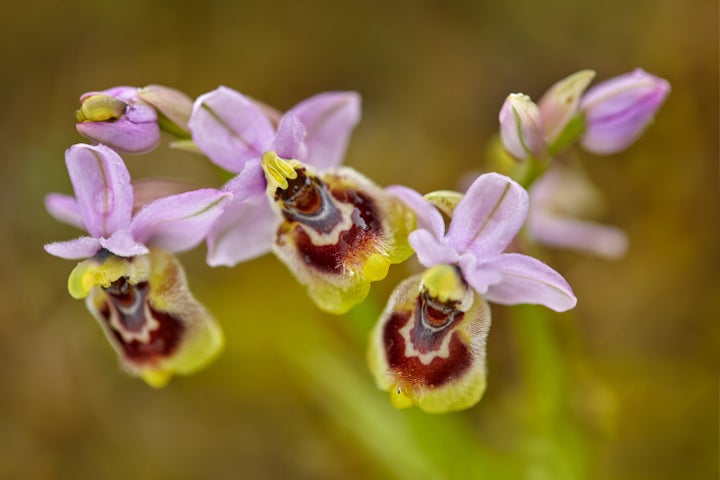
(46, 70), (668, 411)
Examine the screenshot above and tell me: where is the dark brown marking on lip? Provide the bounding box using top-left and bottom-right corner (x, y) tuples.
(99, 277), (185, 364)
(383, 307), (471, 389)
(278, 178), (385, 275)
(276, 168), (342, 234)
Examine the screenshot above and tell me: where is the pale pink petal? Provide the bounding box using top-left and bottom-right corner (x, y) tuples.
(205, 192), (278, 267)
(45, 193), (83, 229)
(65, 144), (133, 238)
(288, 91), (361, 170)
(99, 230), (149, 257)
(483, 253), (577, 312)
(188, 86), (275, 173)
(386, 185), (445, 239)
(529, 212), (628, 259)
(271, 113), (307, 160)
(408, 229), (459, 267)
(130, 189), (232, 254)
(446, 173), (528, 257)
(44, 236), (102, 259)
(457, 254), (502, 295)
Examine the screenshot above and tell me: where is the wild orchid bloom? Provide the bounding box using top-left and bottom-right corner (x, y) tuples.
(369, 173), (576, 413)
(528, 165), (628, 259)
(76, 85), (194, 154)
(579, 69), (671, 154)
(189, 87), (415, 314)
(45, 143), (231, 387)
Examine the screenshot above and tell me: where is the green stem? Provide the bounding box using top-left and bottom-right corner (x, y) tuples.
(510, 304), (588, 479)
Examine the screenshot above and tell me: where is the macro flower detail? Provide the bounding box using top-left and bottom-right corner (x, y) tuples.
(370, 173), (576, 412)
(188, 87), (362, 267)
(368, 264), (491, 413)
(389, 173), (577, 312)
(579, 69), (671, 155)
(45, 143), (231, 386)
(263, 152), (415, 314)
(189, 87), (414, 313)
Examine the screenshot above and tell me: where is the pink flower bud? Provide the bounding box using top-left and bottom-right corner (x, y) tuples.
(579, 69), (670, 155)
(498, 93), (546, 160)
(76, 86), (160, 154)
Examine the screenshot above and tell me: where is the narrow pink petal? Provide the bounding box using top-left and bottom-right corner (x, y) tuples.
(130, 189), (232, 254)
(457, 254), (502, 295)
(271, 113), (307, 160)
(287, 91), (361, 170)
(205, 192), (278, 267)
(44, 236), (101, 259)
(45, 193), (83, 229)
(76, 119), (160, 154)
(65, 144), (133, 238)
(529, 211), (628, 259)
(408, 229), (459, 267)
(99, 230), (149, 257)
(446, 173), (528, 257)
(386, 185), (445, 239)
(188, 87), (275, 173)
(483, 253), (577, 312)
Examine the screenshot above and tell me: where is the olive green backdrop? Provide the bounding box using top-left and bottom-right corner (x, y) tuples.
(0, 0), (717, 478)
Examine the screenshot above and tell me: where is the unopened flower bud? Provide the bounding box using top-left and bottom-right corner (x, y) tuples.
(76, 86), (160, 154)
(538, 69), (596, 146)
(499, 93), (546, 160)
(579, 69), (670, 155)
(138, 85), (194, 137)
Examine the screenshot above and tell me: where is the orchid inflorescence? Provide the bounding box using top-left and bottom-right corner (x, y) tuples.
(45, 70), (669, 412)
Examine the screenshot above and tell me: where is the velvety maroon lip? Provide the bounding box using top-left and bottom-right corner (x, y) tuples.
(276, 169), (384, 275)
(100, 277), (185, 364)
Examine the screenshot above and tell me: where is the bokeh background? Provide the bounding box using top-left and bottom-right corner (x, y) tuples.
(1, 0), (717, 478)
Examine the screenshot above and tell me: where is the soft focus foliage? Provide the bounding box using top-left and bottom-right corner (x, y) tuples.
(1, 0), (717, 479)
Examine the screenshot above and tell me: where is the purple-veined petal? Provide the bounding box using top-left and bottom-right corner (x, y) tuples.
(205, 191), (278, 267)
(129, 189), (232, 254)
(65, 144), (134, 239)
(408, 229), (459, 267)
(45, 193), (83, 229)
(483, 253), (577, 312)
(446, 173), (528, 258)
(188, 86), (275, 173)
(270, 113), (307, 160)
(287, 91), (361, 170)
(457, 254), (503, 295)
(44, 236), (101, 259)
(99, 229), (150, 257)
(529, 211), (628, 259)
(386, 185), (445, 239)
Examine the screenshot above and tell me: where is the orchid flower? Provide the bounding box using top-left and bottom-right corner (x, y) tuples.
(368, 173), (576, 413)
(189, 87), (414, 314)
(44, 143), (231, 387)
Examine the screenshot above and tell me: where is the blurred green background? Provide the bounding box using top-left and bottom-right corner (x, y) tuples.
(1, 0), (717, 478)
